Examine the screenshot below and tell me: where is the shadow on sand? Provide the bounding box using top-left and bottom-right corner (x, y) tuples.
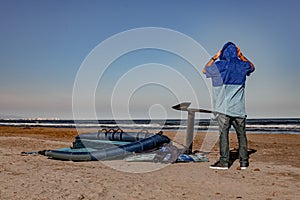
(229, 148), (257, 168)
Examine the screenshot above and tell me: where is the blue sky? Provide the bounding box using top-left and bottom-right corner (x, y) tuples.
(0, 0), (299, 119)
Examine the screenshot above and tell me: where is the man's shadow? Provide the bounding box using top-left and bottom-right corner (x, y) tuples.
(229, 148), (257, 168)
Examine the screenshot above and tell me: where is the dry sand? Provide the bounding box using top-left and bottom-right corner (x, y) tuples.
(0, 126), (299, 200)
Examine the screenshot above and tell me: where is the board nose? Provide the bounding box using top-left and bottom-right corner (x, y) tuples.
(171, 102), (191, 111)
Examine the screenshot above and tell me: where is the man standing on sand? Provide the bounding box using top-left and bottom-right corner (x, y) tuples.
(203, 42), (255, 170)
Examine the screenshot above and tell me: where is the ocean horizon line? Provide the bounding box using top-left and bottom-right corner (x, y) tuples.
(0, 118), (299, 134)
(0, 117), (300, 121)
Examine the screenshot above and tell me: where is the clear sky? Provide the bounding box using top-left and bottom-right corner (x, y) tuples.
(0, 0), (299, 119)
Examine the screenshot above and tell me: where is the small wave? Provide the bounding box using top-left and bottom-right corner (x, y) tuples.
(0, 119), (300, 134)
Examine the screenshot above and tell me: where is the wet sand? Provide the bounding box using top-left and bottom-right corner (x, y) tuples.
(0, 126), (299, 199)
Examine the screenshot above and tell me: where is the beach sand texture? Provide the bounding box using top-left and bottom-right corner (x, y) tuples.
(0, 126), (299, 200)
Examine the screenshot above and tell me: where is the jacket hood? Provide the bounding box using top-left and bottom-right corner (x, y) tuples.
(219, 42), (238, 60)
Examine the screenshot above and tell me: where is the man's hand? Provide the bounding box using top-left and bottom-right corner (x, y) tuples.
(236, 45), (255, 70)
(203, 49), (222, 74)
(236, 45), (242, 58)
(213, 49), (222, 60)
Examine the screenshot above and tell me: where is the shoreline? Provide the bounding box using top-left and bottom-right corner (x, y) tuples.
(1, 117), (299, 135)
(1, 124), (299, 135)
(1, 126), (299, 199)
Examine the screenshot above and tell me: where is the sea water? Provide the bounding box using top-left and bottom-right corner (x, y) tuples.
(0, 118), (299, 134)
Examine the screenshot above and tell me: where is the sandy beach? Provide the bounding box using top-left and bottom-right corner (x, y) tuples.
(0, 126), (299, 200)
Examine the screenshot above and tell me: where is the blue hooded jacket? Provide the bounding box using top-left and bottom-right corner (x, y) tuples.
(206, 42), (254, 117)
